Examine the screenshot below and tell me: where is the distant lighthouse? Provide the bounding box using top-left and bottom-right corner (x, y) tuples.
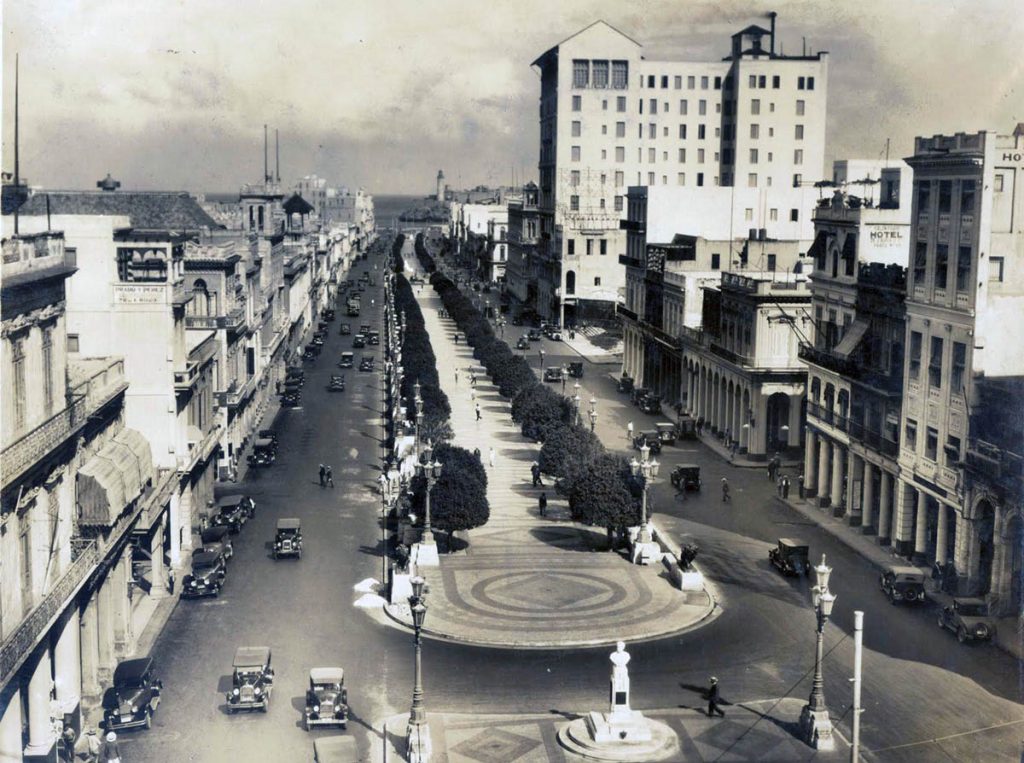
(436, 170), (445, 202)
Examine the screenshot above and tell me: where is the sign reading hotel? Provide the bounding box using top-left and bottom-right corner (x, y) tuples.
(114, 284), (166, 304)
(868, 225), (905, 247)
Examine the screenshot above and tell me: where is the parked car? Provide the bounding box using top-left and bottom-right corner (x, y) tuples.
(281, 390), (302, 407)
(102, 658), (163, 731)
(329, 374), (346, 392)
(567, 361), (584, 378)
(527, 329), (542, 341)
(338, 352), (354, 369)
(655, 422), (678, 445)
(670, 464), (702, 492)
(304, 667), (349, 730)
(880, 565), (927, 605)
(339, 323), (352, 335)
(359, 356), (375, 372)
(617, 374), (635, 394)
(273, 518), (303, 559)
(368, 331), (380, 346)
(312, 333), (326, 347)
(303, 343), (321, 360)
(352, 334), (366, 349)
(359, 324), (371, 334)
(258, 429), (280, 449)
(200, 525), (234, 562)
(769, 538), (810, 577)
(182, 551), (226, 598)
(285, 366), (304, 380)
(543, 366), (564, 383)
(938, 598), (995, 643)
(322, 309), (336, 321)
(631, 386), (650, 405)
(515, 336), (529, 350)
(247, 438), (277, 468)
(677, 415), (698, 440)
(317, 321), (329, 333)
(226, 647), (274, 712)
(217, 494), (256, 521)
(632, 432), (662, 455)
(541, 324), (562, 341)
(639, 394), (662, 414)
(314, 736), (359, 762)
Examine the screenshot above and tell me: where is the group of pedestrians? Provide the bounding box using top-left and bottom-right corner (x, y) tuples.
(61, 726), (119, 763)
(318, 463), (335, 487)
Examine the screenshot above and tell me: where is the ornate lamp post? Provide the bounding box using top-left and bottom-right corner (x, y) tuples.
(589, 396), (598, 432)
(539, 348), (545, 369)
(413, 381), (422, 451)
(572, 381), (582, 426)
(800, 554), (837, 751)
(629, 443), (660, 545)
(414, 441), (443, 547)
(406, 575), (431, 762)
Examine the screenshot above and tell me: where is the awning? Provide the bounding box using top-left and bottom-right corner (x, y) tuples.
(806, 231), (827, 262)
(834, 319), (869, 359)
(77, 428), (154, 526)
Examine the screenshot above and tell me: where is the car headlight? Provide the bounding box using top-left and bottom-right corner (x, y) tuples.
(232, 688), (239, 696)
(313, 704), (320, 713)
(254, 686), (262, 695)
(976, 625), (989, 635)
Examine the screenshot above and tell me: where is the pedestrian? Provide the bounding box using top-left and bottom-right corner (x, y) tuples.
(570, 328), (575, 340)
(539, 491), (548, 516)
(81, 727), (101, 763)
(707, 677), (726, 717)
(470, 372), (477, 387)
(470, 388), (476, 401)
(531, 462), (541, 487)
(488, 447), (496, 468)
(798, 473), (805, 499)
(561, 376), (566, 392)
(60, 724), (76, 763)
(326, 465), (334, 488)
(100, 731), (121, 763)
(782, 475), (791, 499)
(475, 403), (482, 421)
(319, 464), (326, 487)
(454, 368), (459, 384)
(454, 333), (460, 344)
(627, 421), (634, 441)
(721, 477), (731, 503)
(777, 474), (785, 497)
(473, 447), (481, 460)
(697, 417), (704, 435)
(167, 568), (175, 595)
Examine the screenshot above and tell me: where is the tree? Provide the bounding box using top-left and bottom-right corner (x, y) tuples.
(538, 425), (605, 480)
(511, 384), (572, 441)
(409, 447), (489, 550)
(563, 454), (641, 549)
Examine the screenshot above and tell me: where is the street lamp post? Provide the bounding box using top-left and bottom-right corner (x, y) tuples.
(800, 554), (837, 751)
(413, 381), (422, 452)
(539, 348), (545, 369)
(406, 575), (431, 763)
(414, 441), (443, 546)
(629, 443), (660, 545)
(589, 396), (598, 432)
(572, 381), (582, 426)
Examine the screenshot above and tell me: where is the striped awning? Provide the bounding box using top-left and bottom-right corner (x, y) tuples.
(76, 428), (153, 526)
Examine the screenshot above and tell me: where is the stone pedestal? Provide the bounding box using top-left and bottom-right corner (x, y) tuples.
(799, 705), (836, 751)
(679, 571), (704, 591)
(390, 573), (413, 605)
(627, 527), (661, 566)
(411, 541), (439, 568)
(406, 718), (432, 763)
(586, 710), (652, 743)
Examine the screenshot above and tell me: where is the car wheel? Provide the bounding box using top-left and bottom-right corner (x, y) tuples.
(145, 709), (153, 729)
(957, 626), (968, 644)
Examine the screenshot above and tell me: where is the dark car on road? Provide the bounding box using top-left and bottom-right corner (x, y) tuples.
(226, 647), (274, 712)
(567, 361), (584, 378)
(322, 308), (336, 321)
(281, 390), (302, 407)
(201, 525), (234, 562)
(247, 438), (277, 468)
(103, 658), (163, 731)
(352, 334), (366, 348)
(258, 429), (280, 448)
(338, 352), (354, 369)
(515, 336), (529, 350)
(273, 518), (303, 559)
(769, 538), (810, 576)
(879, 565), (927, 605)
(938, 598), (995, 643)
(632, 432), (662, 455)
(304, 667), (349, 730)
(670, 464), (702, 491)
(543, 366), (564, 383)
(211, 501), (247, 534)
(528, 328), (542, 341)
(617, 374), (635, 394)
(639, 393), (662, 414)
(329, 374), (346, 392)
(368, 331), (380, 346)
(182, 551), (226, 598)
(359, 355), (375, 372)
(339, 323), (351, 335)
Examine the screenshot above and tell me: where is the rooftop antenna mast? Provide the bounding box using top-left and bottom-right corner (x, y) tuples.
(275, 129), (280, 183)
(263, 124), (269, 184)
(14, 53), (20, 234)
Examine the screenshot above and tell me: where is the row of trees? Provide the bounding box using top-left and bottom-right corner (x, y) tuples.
(414, 236), (643, 547)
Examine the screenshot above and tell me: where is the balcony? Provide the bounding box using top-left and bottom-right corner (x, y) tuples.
(216, 375), (257, 409)
(184, 315), (220, 330)
(0, 539), (99, 687)
(798, 343), (861, 379)
(846, 419), (900, 458)
(709, 342), (753, 367)
(2, 397), (88, 490)
(617, 304), (638, 321)
(173, 362), (200, 391)
(965, 440), (1024, 486)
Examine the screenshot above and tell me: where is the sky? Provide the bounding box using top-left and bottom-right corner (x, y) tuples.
(3, 0), (1022, 196)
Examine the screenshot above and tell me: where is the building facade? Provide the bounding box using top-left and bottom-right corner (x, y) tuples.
(504, 183), (541, 309)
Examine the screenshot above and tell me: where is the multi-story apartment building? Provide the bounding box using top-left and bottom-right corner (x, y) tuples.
(295, 174), (328, 219)
(505, 183), (541, 309)
(892, 127), (1024, 606)
(532, 18), (828, 326)
(323, 188), (376, 249)
(449, 203), (509, 283)
(799, 162), (912, 534)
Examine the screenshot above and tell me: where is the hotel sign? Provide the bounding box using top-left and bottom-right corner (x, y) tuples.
(868, 225), (905, 247)
(114, 284), (166, 304)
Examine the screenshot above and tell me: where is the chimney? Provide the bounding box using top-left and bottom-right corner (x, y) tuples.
(769, 12), (777, 55)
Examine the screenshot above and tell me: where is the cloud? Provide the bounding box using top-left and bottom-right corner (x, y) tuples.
(3, 0), (1022, 194)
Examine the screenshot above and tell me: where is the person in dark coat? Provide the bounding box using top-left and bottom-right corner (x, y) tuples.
(539, 492), (548, 516)
(531, 462), (542, 487)
(319, 464), (326, 487)
(707, 677), (725, 717)
(100, 731), (122, 763)
(798, 473), (805, 499)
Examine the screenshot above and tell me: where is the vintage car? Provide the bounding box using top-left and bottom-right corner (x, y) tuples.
(273, 518), (303, 559)
(211, 501), (246, 534)
(541, 324), (563, 341)
(368, 331), (381, 346)
(352, 334), (366, 349)
(346, 305), (360, 317)
(617, 374), (635, 394)
(317, 321), (329, 333)
(543, 366), (564, 383)
(631, 386), (650, 405)
(322, 308), (336, 321)
(670, 464), (702, 492)
(515, 336), (529, 350)
(284, 370), (304, 387)
(639, 394), (662, 414)
(769, 538), (810, 577)
(339, 323), (352, 335)
(632, 432), (663, 455)
(338, 352), (355, 369)
(329, 374), (346, 392)
(880, 565), (927, 604)
(218, 494), (256, 521)
(567, 361), (584, 378)
(527, 328), (542, 341)
(303, 343), (322, 360)
(281, 390), (302, 407)
(304, 667), (349, 730)
(182, 551), (226, 598)
(247, 438), (277, 468)
(313, 736), (359, 763)
(656, 422), (678, 445)
(282, 380), (303, 399)
(102, 658), (163, 731)
(226, 647), (274, 712)
(938, 598), (995, 643)
(677, 415), (698, 440)
(258, 429), (280, 448)
(201, 525), (234, 561)
(359, 356), (375, 372)
(359, 324), (372, 334)
(312, 332), (326, 346)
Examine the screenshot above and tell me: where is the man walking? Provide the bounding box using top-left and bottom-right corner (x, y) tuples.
(782, 475), (791, 499)
(721, 477), (731, 503)
(531, 461), (542, 487)
(326, 465), (335, 488)
(798, 472), (805, 499)
(454, 368), (459, 384)
(319, 464), (326, 487)
(538, 491), (548, 517)
(707, 677), (725, 717)
(166, 568), (175, 596)
(475, 403), (482, 421)
(488, 447), (496, 468)
(627, 421), (634, 442)
(82, 727), (101, 763)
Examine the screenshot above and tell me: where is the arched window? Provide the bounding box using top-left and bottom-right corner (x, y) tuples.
(192, 279), (210, 316)
(565, 270), (576, 295)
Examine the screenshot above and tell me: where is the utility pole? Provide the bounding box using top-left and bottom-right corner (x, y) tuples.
(851, 610), (864, 762)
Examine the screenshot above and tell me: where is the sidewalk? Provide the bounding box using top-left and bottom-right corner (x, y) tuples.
(381, 260), (715, 648)
(382, 698), (849, 762)
(560, 329), (622, 365)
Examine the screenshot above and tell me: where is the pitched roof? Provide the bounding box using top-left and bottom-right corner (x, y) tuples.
(532, 20), (640, 66)
(17, 191), (220, 231)
(733, 24), (771, 37)
(283, 193), (315, 215)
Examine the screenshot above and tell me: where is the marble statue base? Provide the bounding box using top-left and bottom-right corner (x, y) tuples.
(411, 541), (439, 567)
(557, 713), (679, 762)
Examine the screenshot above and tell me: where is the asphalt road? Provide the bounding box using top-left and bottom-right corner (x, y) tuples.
(124, 242), (1023, 763)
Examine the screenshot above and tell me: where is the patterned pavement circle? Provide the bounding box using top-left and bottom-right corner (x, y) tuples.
(471, 571), (629, 615)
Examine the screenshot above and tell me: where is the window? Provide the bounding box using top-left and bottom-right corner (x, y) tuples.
(758, 75), (766, 88)
(744, 208), (753, 221)
(687, 75), (695, 89)
(615, 170), (624, 186)
(794, 149), (804, 165)
(658, 75), (667, 89)
(612, 61), (628, 89)
(601, 125), (607, 135)
(796, 99), (805, 116)
(807, 76), (815, 90)
(798, 76), (806, 90)
(917, 182), (931, 219)
(571, 145), (581, 162)
(570, 195), (579, 211)
(679, 99), (689, 115)
(602, 99), (608, 111)
(600, 239), (607, 255)
(789, 208), (799, 221)
(678, 124), (687, 139)
(586, 239), (593, 256)
(593, 60), (609, 88)
(989, 256), (1004, 282)
(748, 173), (758, 187)
(600, 198), (606, 209)
(674, 75), (682, 89)
(11, 336), (26, 430)
(645, 123), (654, 139)
(750, 149), (759, 164)
(956, 246), (972, 291)
(795, 124), (804, 140)
(939, 180), (952, 213)
(616, 96), (626, 112)
(751, 98), (761, 115)
(20, 526), (32, 613)
(697, 172), (704, 186)
(925, 427), (939, 461)
(935, 244), (948, 290)
(67, 334), (79, 353)
(749, 74), (757, 88)
(613, 146), (624, 164)
(711, 253), (720, 269)
(913, 241), (927, 286)
(905, 419), (918, 450)
(571, 121), (581, 137)
(945, 435), (962, 466)
(648, 172), (655, 185)
(698, 124), (706, 140)
(697, 149), (705, 163)
(960, 179), (976, 216)
(909, 331), (922, 379)
(951, 341), (966, 391)
(699, 99), (707, 116)
(677, 173), (685, 185)
(928, 336), (943, 388)
(994, 173), (1005, 192)
(614, 195), (623, 211)
(772, 75), (780, 88)
(567, 239), (575, 255)
(715, 76), (722, 89)
(616, 122), (626, 138)
(649, 98), (658, 114)
(647, 75), (655, 88)
(648, 147), (656, 163)
(572, 95), (582, 111)
(594, 277), (602, 286)
(570, 170), (580, 187)
(42, 326), (54, 414)
(601, 149), (607, 160)
(573, 60), (590, 88)
(750, 123), (760, 139)
(701, 76), (709, 89)
(770, 208), (778, 221)
(767, 254), (777, 271)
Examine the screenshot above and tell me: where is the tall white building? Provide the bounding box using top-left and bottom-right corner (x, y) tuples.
(531, 17), (829, 325)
